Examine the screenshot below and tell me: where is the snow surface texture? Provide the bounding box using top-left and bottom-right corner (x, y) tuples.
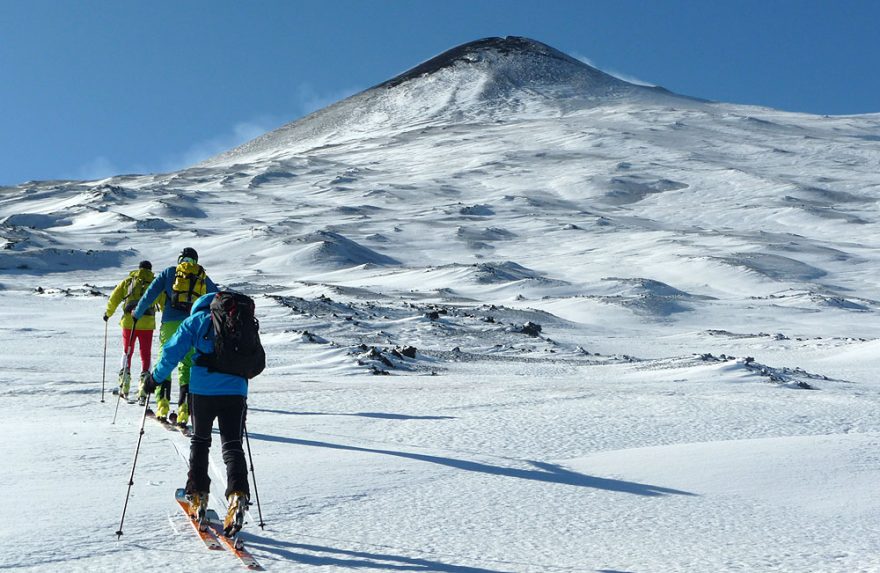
(1, 36), (879, 572)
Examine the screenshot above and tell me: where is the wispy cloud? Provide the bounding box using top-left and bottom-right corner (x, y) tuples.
(573, 54), (655, 87)
(71, 83), (366, 179)
(295, 83), (362, 116)
(159, 84), (362, 171)
(162, 117), (281, 171)
(72, 156), (126, 181)
(69, 120), (279, 180)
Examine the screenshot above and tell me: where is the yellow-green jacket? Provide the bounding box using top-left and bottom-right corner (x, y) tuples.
(105, 269), (164, 330)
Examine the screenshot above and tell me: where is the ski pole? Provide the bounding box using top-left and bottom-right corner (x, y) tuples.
(112, 323), (139, 425)
(101, 320), (109, 403)
(243, 423), (265, 529)
(116, 394), (151, 540)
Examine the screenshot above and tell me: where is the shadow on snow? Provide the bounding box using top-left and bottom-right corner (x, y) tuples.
(250, 407), (456, 421)
(249, 432), (695, 497)
(245, 533), (512, 572)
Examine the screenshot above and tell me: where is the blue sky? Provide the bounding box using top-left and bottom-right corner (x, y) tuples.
(1, 0), (878, 185)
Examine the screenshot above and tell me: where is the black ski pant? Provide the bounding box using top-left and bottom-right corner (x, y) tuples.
(186, 394), (249, 499)
(158, 378), (172, 402)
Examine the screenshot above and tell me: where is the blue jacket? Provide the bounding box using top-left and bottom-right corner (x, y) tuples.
(152, 293), (248, 397)
(133, 265), (218, 323)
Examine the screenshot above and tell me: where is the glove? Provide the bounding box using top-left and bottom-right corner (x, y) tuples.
(142, 372), (157, 393)
(102, 314), (109, 322)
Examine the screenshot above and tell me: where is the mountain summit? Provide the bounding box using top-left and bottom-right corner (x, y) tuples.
(376, 36), (630, 92)
(205, 36), (689, 166)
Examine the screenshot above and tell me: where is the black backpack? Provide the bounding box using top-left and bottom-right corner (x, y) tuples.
(196, 292), (266, 379)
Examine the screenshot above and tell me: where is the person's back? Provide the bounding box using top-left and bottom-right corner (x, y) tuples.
(132, 247), (218, 424)
(154, 293), (249, 397)
(134, 248), (218, 324)
(144, 292), (254, 536)
(103, 260), (159, 400)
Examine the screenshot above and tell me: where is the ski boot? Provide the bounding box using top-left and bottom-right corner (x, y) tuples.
(155, 399), (170, 422)
(117, 368), (131, 400)
(186, 491), (209, 530)
(153, 379), (171, 419)
(136, 372), (150, 406)
(176, 402), (189, 432)
(223, 491), (249, 537)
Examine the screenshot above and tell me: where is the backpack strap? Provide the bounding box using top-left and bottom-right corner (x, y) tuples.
(122, 271), (154, 316)
(122, 275), (136, 302)
(185, 265), (203, 305)
(194, 304), (217, 370)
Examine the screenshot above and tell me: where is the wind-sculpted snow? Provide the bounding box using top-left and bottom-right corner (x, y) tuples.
(248, 169), (298, 188)
(718, 252), (827, 282)
(292, 230), (400, 269)
(1, 36), (880, 573)
(0, 247), (135, 272)
(2, 212), (72, 229)
(204, 37), (698, 167)
(0, 37), (876, 336)
(603, 175), (689, 205)
(589, 277), (713, 317)
(134, 217), (175, 231)
(469, 261), (567, 284)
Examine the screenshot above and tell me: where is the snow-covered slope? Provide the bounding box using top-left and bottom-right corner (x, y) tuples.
(1, 36), (879, 572)
(205, 37), (695, 167)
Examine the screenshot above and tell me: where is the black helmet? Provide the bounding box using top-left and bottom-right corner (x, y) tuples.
(178, 247), (198, 263)
(138, 260), (152, 270)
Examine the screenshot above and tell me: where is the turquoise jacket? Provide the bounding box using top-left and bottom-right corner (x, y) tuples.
(152, 293), (248, 397)
(132, 265), (218, 324)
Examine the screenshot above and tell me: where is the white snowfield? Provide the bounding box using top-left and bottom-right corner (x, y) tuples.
(1, 36), (879, 572)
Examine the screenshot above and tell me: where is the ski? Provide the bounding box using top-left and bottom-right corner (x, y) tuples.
(112, 388), (135, 403)
(165, 412), (191, 436)
(146, 410), (178, 432)
(174, 488), (223, 551)
(174, 489), (261, 569)
(206, 508), (263, 570)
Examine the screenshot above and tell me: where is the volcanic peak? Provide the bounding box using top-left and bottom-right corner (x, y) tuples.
(378, 36), (599, 88)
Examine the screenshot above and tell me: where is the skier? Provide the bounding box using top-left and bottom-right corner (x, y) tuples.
(142, 292), (253, 535)
(103, 260), (162, 400)
(131, 247), (218, 425)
